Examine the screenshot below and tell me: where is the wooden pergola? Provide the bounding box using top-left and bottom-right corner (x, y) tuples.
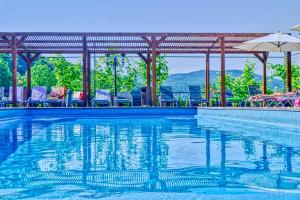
(0, 32), (292, 107)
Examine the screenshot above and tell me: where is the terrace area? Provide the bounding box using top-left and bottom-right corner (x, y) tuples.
(1, 32), (294, 108)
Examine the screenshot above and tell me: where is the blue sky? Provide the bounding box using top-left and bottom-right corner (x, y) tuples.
(1, 0), (300, 74)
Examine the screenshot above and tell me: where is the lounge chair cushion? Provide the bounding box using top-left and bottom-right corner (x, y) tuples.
(0, 87), (4, 100)
(72, 92), (84, 101)
(117, 92), (131, 99)
(49, 87), (66, 99)
(227, 97), (243, 102)
(8, 87), (24, 101)
(95, 90), (111, 101)
(294, 99), (300, 107)
(31, 87), (47, 101)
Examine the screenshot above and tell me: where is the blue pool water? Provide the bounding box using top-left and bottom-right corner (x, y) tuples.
(0, 109), (300, 199)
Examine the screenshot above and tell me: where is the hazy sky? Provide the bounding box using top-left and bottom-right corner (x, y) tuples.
(1, 0), (300, 74)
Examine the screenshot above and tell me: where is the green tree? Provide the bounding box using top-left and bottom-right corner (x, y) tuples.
(268, 63), (300, 91)
(0, 55), (12, 87)
(49, 55), (82, 91)
(214, 62), (259, 100)
(136, 55), (169, 90)
(94, 54), (138, 94)
(231, 62), (259, 99)
(214, 73), (234, 92)
(30, 59), (57, 90)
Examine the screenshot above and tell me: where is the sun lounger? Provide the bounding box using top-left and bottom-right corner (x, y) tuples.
(188, 85), (208, 107)
(114, 92), (133, 107)
(92, 89), (111, 107)
(1, 87), (24, 107)
(131, 89), (142, 107)
(266, 90), (300, 107)
(225, 89), (243, 106)
(69, 91), (84, 107)
(248, 85), (263, 106)
(46, 86), (66, 107)
(159, 86), (177, 107)
(26, 86), (47, 107)
(0, 87), (5, 107)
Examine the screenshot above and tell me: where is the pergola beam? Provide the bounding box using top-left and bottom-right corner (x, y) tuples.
(0, 49), (266, 54)
(17, 36), (27, 46)
(13, 45), (243, 50)
(30, 53), (41, 63)
(253, 53), (264, 63)
(0, 32), (269, 37)
(19, 52), (41, 63)
(157, 36), (167, 45)
(4, 39), (247, 44)
(137, 53), (147, 63)
(141, 36), (151, 46)
(0, 36), (11, 47)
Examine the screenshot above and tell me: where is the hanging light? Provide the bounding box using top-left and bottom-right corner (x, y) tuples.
(121, 53), (125, 67)
(105, 54), (110, 67)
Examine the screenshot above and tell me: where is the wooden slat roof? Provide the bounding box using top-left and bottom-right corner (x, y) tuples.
(0, 32), (269, 54)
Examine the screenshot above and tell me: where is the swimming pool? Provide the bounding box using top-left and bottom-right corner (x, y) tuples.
(0, 108), (299, 199)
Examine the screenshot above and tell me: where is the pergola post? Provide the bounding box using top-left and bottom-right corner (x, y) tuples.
(12, 35), (18, 107)
(137, 52), (152, 106)
(82, 36), (87, 107)
(87, 52), (91, 106)
(146, 50), (152, 106)
(19, 53), (40, 99)
(220, 37), (226, 107)
(262, 52), (268, 95)
(151, 37), (157, 106)
(254, 52), (268, 95)
(285, 52), (292, 92)
(205, 51), (210, 103)
(26, 54), (32, 99)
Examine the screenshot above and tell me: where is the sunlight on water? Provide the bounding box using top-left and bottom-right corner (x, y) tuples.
(0, 115), (300, 199)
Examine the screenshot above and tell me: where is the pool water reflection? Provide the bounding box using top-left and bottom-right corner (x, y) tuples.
(0, 116), (300, 199)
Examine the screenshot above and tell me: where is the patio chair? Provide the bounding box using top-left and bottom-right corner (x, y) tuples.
(159, 86), (177, 107)
(91, 89), (111, 107)
(248, 85), (263, 107)
(1, 87), (24, 107)
(131, 89), (142, 107)
(114, 92), (133, 107)
(26, 86), (47, 107)
(225, 89), (243, 106)
(188, 85), (208, 107)
(267, 90), (300, 107)
(46, 86), (66, 107)
(0, 87), (4, 107)
(69, 91), (84, 107)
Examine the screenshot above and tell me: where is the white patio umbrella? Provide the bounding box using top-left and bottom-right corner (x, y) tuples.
(235, 32), (300, 52)
(291, 24), (300, 32)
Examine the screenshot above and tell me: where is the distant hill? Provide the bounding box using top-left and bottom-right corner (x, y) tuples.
(163, 69), (284, 91)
